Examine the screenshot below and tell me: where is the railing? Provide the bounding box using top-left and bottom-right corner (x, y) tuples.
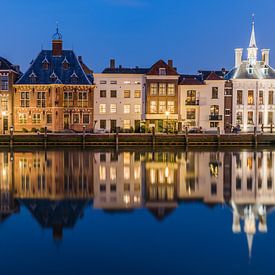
(209, 115), (223, 121)
(185, 99), (199, 106)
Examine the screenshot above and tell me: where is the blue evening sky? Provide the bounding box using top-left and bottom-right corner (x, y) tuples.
(1, 0), (274, 73)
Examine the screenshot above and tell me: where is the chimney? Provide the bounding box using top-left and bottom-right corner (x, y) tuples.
(235, 48), (243, 67)
(52, 39), (62, 56)
(168, 59), (173, 68)
(262, 49), (270, 66)
(110, 59), (115, 69)
(78, 56), (83, 63)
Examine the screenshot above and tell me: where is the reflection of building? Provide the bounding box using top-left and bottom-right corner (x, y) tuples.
(0, 57), (21, 134)
(231, 151), (275, 257)
(14, 27), (94, 132)
(93, 152), (143, 210)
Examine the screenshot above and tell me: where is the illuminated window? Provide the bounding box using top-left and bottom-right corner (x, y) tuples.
(150, 83), (158, 96)
(187, 109), (196, 120)
(268, 112), (273, 124)
(124, 90), (130, 98)
(123, 120), (131, 129)
(124, 104), (130, 114)
(32, 113), (41, 124)
(110, 104), (117, 113)
(99, 165), (106, 181)
(247, 111), (254, 125)
(159, 84), (166, 96)
(124, 166), (130, 180)
(110, 167), (117, 181)
(64, 91), (73, 107)
(150, 101), (157, 113)
(78, 91), (88, 107)
(237, 90), (243, 105)
(167, 84), (175, 96)
(19, 113), (27, 124)
(248, 90), (254, 105)
(99, 104), (106, 114)
(159, 101), (166, 113)
(134, 104), (141, 114)
(124, 153), (131, 165)
(37, 92), (46, 108)
(73, 113), (80, 124)
(212, 87), (218, 99)
(247, 157), (253, 170)
(20, 92), (30, 107)
(1, 98), (8, 111)
(236, 112), (243, 124)
(134, 166), (140, 180)
(150, 169), (156, 184)
(1, 76), (9, 90)
(167, 101), (175, 113)
(134, 90), (141, 98)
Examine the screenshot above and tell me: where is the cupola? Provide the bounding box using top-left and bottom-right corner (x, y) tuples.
(52, 24), (63, 57)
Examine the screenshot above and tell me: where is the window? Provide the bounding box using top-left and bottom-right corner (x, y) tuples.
(247, 178), (253, 190)
(167, 101), (175, 113)
(210, 122), (219, 128)
(124, 90), (130, 98)
(123, 120), (131, 129)
(124, 81), (131, 84)
(186, 90), (197, 104)
(64, 91), (73, 107)
(211, 183), (217, 195)
(99, 104), (106, 114)
(258, 112), (263, 125)
(19, 113), (27, 124)
(46, 114), (52, 124)
(167, 84), (175, 96)
(159, 101), (166, 113)
(134, 104), (141, 114)
(187, 109), (196, 120)
(237, 90), (243, 105)
(212, 87), (218, 99)
(124, 104), (130, 114)
(83, 114), (90, 124)
(259, 90), (264, 105)
(225, 109), (231, 116)
(1, 98), (8, 111)
(100, 90), (106, 98)
(150, 83), (158, 96)
(78, 91), (88, 107)
(269, 91), (274, 105)
(134, 90), (141, 98)
(73, 113), (80, 124)
(236, 177), (242, 190)
(159, 84), (166, 96)
(20, 92), (30, 107)
(110, 80), (117, 84)
(159, 68), (166, 75)
(110, 104), (117, 113)
(248, 90), (254, 105)
(100, 120), (106, 129)
(268, 112), (273, 124)
(0, 76), (8, 90)
(150, 101), (157, 113)
(37, 92), (46, 108)
(32, 113), (41, 124)
(110, 90), (117, 98)
(210, 105), (219, 115)
(100, 80), (107, 84)
(247, 111), (253, 125)
(236, 112), (243, 124)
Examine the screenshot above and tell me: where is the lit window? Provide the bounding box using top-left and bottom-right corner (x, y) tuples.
(124, 90), (130, 98)
(248, 90), (254, 105)
(1, 98), (8, 111)
(124, 104), (130, 114)
(73, 113), (80, 124)
(124, 153), (131, 165)
(159, 84), (166, 96)
(19, 113), (27, 124)
(32, 113), (41, 124)
(20, 92), (30, 107)
(110, 167), (117, 181)
(150, 84), (158, 96)
(123, 120), (131, 129)
(99, 104), (106, 114)
(167, 101), (175, 113)
(110, 104), (117, 113)
(134, 105), (141, 114)
(99, 165), (106, 181)
(150, 101), (157, 113)
(167, 84), (175, 96)
(124, 166), (130, 180)
(134, 81), (141, 84)
(236, 112), (243, 124)
(134, 166), (140, 180)
(37, 92), (46, 108)
(1, 76), (9, 90)
(159, 101), (166, 113)
(247, 111), (254, 125)
(134, 90), (141, 98)
(124, 81), (131, 84)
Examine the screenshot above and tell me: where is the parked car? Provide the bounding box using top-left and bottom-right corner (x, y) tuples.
(188, 127), (203, 134)
(94, 129), (109, 134)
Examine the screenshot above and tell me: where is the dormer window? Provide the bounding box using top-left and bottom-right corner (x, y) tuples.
(263, 66), (269, 76)
(42, 57), (50, 70)
(159, 68), (167, 75)
(247, 65), (254, 75)
(71, 71), (78, 84)
(50, 71), (58, 82)
(62, 57), (70, 70)
(29, 71), (37, 84)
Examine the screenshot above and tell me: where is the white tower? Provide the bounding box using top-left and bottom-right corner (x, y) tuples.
(247, 16), (258, 65)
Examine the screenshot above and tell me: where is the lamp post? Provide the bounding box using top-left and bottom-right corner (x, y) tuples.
(165, 111), (170, 134)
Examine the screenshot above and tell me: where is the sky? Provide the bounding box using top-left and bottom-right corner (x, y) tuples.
(1, 0), (275, 74)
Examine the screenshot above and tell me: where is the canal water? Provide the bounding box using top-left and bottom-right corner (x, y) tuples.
(0, 149), (274, 275)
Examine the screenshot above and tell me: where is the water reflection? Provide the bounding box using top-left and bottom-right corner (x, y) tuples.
(1, 149), (275, 257)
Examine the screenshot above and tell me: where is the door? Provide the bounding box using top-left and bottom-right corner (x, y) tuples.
(110, 120), (117, 133)
(64, 114), (70, 130)
(3, 116), (8, 134)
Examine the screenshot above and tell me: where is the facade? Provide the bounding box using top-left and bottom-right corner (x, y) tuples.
(14, 28), (95, 132)
(145, 60), (180, 133)
(0, 57), (21, 134)
(94, 60), (148, 132)
(226, 20), (275, 132)
(179, 70), (226, 132)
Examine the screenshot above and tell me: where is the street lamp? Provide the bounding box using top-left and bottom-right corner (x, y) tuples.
(165, 111), (170, 134)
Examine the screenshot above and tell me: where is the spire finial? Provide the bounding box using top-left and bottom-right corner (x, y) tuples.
(52, 21), (62, 40)
(252, 13), (255, 25)
(249, 14), (257, 48)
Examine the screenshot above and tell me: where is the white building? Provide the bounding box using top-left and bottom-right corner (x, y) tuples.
(226, 19), (275, 132)
(179, 71), (226, 132)
(94, 60), (147, 132)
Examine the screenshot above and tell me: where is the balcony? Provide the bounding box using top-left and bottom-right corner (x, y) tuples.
(185, 99), (199, 106)
(209, 114), (223, 121)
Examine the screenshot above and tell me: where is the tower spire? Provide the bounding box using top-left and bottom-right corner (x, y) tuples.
(249, 14), (257, 48)
(247, 14), (258, 65)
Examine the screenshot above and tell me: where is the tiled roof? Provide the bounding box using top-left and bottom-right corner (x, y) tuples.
(16, 50), (93, 85)
(102, 67), (150, 74)
(206, 71), (223, 81)
(179, 74), (204, 85)
(0, 56), (21, 74)
(147, 60), (178, 76)
(198, 70), (227, 81)
(225, 61), (275, 80)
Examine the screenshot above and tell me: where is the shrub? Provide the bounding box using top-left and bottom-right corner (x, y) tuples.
(22, 128), (28, 133)
(31, 128), (38, 133)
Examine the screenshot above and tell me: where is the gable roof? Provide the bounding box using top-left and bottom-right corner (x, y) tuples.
(0, 56), (21, 74)
(198, 70), (227, 81)
(205, 71), (223, 81)
(16, 50), (93, 85)
(147, 60), (178, 76)
(179, 74), (204, 85)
